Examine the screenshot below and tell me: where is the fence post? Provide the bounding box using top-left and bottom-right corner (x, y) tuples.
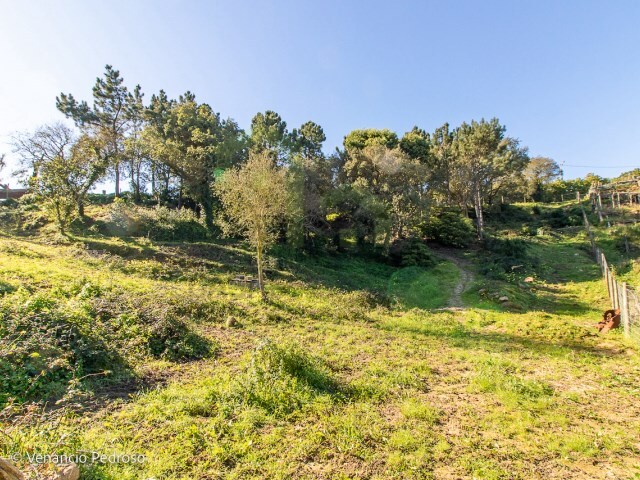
(621, 282), (630, 337)
(597, 193), (604, 223)
(604, 260), (614, 308)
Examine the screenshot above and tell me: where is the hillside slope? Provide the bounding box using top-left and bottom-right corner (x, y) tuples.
(0, 227), (639, 479)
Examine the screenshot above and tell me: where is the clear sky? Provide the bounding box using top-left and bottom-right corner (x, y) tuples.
(1, 0), (639, 188)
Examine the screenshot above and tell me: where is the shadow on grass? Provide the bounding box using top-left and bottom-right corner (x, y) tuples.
(379, 317), (623, 360)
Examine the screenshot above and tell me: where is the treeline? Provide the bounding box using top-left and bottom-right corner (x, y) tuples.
(12, 65), (590, 244)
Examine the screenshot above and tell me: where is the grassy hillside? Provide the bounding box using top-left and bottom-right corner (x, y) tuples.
(1, 204), (639, 479)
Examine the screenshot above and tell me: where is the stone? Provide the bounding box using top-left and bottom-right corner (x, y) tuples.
(499, 296), (509, 302)
(0, 458), (25, 480)
(524, 276), (534, 283)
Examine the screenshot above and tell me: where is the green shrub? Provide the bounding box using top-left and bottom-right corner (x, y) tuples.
(388, 237), (435, 267)
(104, 200), (208, 241)
(545, 208), (572, 228)
(0, 285), (214, 407)
(480, 236), (537, 279)
(423, 212), (475, 248)
(0, 292), (122, 405)
(219, 340), (340, 417)
(0, 196), (48, 233)
(148, 316), (212, 361)
(0, 281), (16, 296)
(89, 292), (215, 362)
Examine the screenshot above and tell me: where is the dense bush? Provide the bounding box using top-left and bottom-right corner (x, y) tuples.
(480, 236), (537, 279)
(388, 237), (435, 267)
(0, 196), (48, 233)
(0, 283), (213, 406)
(0, 291), (122, 406)
(103, 200), (209, 241)
(422, 211), (476, 248)
(489, 203), (584, 231)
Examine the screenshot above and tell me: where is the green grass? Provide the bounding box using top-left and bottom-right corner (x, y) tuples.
(1, 209), (640, 479)
(387, 262), (460, 309)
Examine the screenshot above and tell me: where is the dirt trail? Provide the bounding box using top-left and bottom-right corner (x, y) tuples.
(433, 248), (475, 308)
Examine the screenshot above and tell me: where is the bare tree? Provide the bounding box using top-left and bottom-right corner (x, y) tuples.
(13, 123), (108, 230)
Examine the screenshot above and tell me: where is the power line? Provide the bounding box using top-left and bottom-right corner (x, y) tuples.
(560, 163), (639, 169)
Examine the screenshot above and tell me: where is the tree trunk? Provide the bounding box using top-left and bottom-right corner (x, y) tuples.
(77, 198), (84, 218)
(132, 160), (141, 204)
(256, 240), (266, 301)
(55, 202), (65, 234)
(114, 161), (120, 197)
(383, 228), (392, 252)
(129, 160), (135, 200)
(151, 163), (156, 198)
(136, 166), (141, 203)
(333, 232), (342, 251)
(474, 184), (484, 239)
(201, 199), (215, 233)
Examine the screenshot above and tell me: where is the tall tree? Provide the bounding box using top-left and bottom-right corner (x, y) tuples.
(343, 129), (429, 246)
(250, 111), (291, 165)
(143, 89), (175, 203)
(288, 121), (332, 248)
(522, 156), (563, 201)
(399, 126), (430, 163)
(430, 123), (455, 205)
(143, 92), (246, 232)
(124, 84), (148, 202)
(453, 118), (528, 237)
(292, 121), (326, 158)
(215, 151), (288, 300)
(57, 65), (133, 197)
(343, 128), (398, 151)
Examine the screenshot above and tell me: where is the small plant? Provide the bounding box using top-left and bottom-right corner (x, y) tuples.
(221, 340), (340, 417)
(148, 315), (213, 361)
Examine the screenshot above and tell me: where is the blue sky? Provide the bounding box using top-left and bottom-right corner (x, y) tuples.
(1, 0), (639, 188)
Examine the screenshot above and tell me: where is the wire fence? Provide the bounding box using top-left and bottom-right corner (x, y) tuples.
(581, 204), (640, 342)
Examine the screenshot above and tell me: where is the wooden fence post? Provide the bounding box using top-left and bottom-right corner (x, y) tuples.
(621, 282), (630, 337)
(597, 193), (604, 223)
(610, 276), (616, 309)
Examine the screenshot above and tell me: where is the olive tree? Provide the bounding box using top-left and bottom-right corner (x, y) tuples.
(215, 151), (288, 300)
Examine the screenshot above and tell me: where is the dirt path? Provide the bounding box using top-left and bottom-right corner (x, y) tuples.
(433, 248), (475, 308)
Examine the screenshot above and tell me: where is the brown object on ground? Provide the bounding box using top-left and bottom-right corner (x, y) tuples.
(595, 309), (621, 333)
(49, 463), (80, 480)
(0, 458), (25, 480)
(230, 275), (259, 290)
